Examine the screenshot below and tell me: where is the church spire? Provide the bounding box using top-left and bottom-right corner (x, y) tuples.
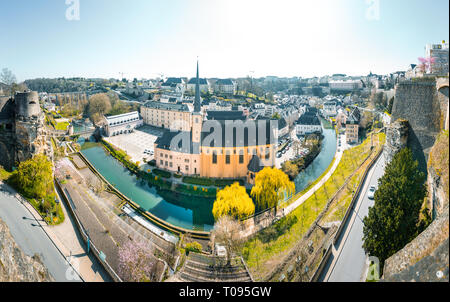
(194, 59), (201, 113)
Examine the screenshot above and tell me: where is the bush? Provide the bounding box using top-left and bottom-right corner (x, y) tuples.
(185, 242), (202, 254)
(152, 169), (171, 178)
(215, 178), (245, 187)
(183, 176), (214, 186)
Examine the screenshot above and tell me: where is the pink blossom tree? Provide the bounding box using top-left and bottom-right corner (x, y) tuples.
(418, 57), (436, 74)
(118, 240), (157, 282)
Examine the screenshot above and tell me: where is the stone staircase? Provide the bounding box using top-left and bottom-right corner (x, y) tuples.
(178, 252), (252, 282)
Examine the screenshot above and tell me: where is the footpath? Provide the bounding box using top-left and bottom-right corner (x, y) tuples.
(2, 180), (110, 282)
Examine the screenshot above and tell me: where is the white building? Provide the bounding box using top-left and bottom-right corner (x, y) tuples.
(323, 101), (337, 117)
(296, 112), (322, 136)
(104, 111), (143, 137)
(186, 78), (211, 93)
(214, 79), (237, 95)
(425, 41), (449, 76)
(329, 80), (363, 91)
(161, 78), (186, 94)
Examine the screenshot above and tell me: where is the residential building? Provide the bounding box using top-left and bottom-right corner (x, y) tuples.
(141, 101), (193, 131)
(186, 78), (210, 94)
(214, 79), (237, 95)
(161, 77), (186, 93)
(323, 101), (337, 117)
(296, 108), (322, 136)
(345, 107), (360, 144)
(329, 79), (363, 91)
(425, 41), (449, 76)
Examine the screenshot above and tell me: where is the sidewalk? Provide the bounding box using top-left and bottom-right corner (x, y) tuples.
(20, 187), (110, 282)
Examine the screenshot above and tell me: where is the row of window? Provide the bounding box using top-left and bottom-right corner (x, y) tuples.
(108, 117), (139, 126)
(160, 160), (190, 172)
(212, 153), (269, 165)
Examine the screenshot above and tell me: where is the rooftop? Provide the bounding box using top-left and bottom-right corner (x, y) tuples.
(143, 101), (190, 112)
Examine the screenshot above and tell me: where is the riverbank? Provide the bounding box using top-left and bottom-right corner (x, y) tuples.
(282, 133), (322, 181)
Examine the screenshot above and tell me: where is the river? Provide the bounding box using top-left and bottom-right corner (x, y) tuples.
(79, 124), (336, 232)
(294, 125), (337, 193)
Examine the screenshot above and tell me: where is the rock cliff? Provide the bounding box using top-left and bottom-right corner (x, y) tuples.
(0, 218), (54, 282)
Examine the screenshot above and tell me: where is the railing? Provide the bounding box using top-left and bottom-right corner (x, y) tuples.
(332, 147), (383, 245)
(309, 147), (384, 282)
(55, 179), (123, 282)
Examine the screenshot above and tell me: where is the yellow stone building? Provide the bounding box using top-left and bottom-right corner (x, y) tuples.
(153, 62), (276, 181)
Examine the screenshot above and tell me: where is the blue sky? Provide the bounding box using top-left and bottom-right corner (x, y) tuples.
(0, 0), (448, 81)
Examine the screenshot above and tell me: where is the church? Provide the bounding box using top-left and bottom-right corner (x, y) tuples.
(153, 62), (277, 181)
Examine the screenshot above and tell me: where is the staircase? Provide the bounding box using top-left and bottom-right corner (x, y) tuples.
(178, 252), (252, 282)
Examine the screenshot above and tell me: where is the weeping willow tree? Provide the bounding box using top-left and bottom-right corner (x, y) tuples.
(251, 167), (295, 212)
(212, 182), (255, 220)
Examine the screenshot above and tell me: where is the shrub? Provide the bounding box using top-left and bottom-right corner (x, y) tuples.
(152, 169), (171, 178)
(185, 242), (202, 254)
(182, 176), (214, 186)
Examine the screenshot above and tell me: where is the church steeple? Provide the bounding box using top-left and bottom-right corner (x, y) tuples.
(194, 60), (201, 113)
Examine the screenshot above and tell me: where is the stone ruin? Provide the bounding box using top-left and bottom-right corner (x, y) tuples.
(0, 90), (53, 170)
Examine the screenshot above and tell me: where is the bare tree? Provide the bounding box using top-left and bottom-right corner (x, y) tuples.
(0, 68), (16, 86)
(210, 216), (245, 265)
(0, 68), (19, 96)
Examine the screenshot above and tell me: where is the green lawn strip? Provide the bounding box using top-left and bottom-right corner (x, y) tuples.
(0, 166), (12, 181)
(242, 134), (381, 279)
(55, 122), (69, 131)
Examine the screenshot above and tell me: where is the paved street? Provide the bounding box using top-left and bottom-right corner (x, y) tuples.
(0, 182), (82, 282)
(320, 152), (386, 282)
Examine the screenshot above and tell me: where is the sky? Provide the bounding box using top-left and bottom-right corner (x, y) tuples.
(0, 0), (449, 81)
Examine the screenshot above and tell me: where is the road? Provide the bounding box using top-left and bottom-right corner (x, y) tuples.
(319, 151), (386, 282)
(0, 184), (82, 282)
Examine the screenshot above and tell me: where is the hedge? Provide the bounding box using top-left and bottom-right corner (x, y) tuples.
(182, 176), (214, 186)
(152, 169), (172, 179)
(182, 176), (244, 187)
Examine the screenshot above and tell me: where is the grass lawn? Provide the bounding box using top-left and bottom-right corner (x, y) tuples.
(55, 122), (69, 131)
(0, 166), (12, 181)
(242, 132), (385, 280)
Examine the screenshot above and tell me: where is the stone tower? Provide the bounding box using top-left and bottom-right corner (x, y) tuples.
(0, 90), (53, 170)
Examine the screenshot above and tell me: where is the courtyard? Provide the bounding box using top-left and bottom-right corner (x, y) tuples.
(103, 125), (164, 165)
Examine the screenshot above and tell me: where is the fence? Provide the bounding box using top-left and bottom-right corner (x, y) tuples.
(55, 179), (123, 282)
(332, 147), (383, 245)
(76, 151), (210, 240)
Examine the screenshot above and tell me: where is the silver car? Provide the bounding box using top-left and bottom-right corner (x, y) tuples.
(368, 186), (376, 199)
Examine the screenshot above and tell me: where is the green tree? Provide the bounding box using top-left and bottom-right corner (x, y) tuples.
(362, 148), (426, 266)
(87, 93), (111, 123)
(251, 167), (295, 212)
(11, 154), (54, 200)
(271, 112), (281, 120)
(212, 182), (255, 220)
(281, 161), (299, 180)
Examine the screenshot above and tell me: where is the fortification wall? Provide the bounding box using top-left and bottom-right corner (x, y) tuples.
(0, 91), (53, 169)
(391, 80), (442, 172)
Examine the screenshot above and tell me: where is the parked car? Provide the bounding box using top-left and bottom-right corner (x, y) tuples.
(368, 186), (376, 199)
(276, 152), (282, 158)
